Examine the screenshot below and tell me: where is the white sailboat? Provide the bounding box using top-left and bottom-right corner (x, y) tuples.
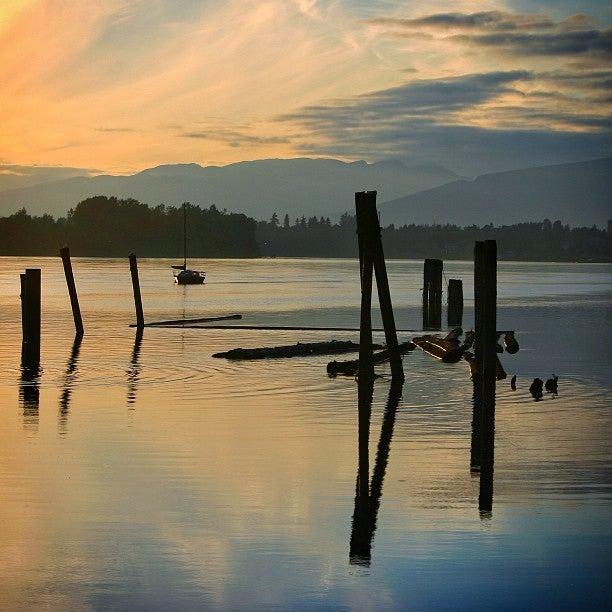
(171, 202), (206, 284)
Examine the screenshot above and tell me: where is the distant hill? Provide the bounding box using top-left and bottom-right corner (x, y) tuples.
(380, 158), (612, 227)
(0, 158), (457, 221)
(0, 164), (95, 192)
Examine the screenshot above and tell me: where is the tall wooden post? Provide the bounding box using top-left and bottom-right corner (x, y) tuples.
(423, 258), (442, 329)
(60, 246), (84, 335)
(474, 240), (497, 514)
(20, 273), (26, 337)
(355, 191), (403, 382)
(356, 194), (374, 381)
(129, 254), (145, 329)
(447, 279), (463, 327)
(22, 268), (41, 367)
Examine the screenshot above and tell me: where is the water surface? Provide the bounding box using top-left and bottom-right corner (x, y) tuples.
(0, 257), (610, 610)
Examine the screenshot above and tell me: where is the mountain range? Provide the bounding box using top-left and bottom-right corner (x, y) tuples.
(380, 157), (611, 227)
(0, 158), (456, 221)
(0, 156), (609, 226)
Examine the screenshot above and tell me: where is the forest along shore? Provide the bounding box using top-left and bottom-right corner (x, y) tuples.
(1, 196), (610, 262)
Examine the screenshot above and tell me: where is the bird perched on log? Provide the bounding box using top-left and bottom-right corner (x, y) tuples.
(545, 375), (558, 394)
(529, 378), (544, 401)
(510, 375), (516, 390)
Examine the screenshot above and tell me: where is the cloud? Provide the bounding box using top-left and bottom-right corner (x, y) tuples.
(181, 128), (290, 147)
(282, 71), (531, 125)
(455, 27), (612, 58)
(369, 11), (559, 32)
(369, 10), (610, 61)
(279, 70), (612, 174)
(95, 127), (138, 133)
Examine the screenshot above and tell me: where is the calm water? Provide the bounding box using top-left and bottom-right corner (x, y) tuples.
(0, 257), (610, 610)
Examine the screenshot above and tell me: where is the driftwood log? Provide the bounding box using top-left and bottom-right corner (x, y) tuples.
(327, 341), (416, 376)
(213, 340), (382, 360)
(412, 334), (465, 363)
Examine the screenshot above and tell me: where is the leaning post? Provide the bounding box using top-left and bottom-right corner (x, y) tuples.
(358, 191), (404, 382)
(129, 253), (145, 329)
(60, 246), (84, 335)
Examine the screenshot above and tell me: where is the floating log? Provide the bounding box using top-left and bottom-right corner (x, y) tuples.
(213, 340), (382, 360)
(143, 324), (420, 332)
(327, 341), (415, 376)
(130, 314), (242, 328)
(412, 334), (465, 363)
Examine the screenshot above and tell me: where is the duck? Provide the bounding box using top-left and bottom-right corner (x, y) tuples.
(545, 375), (558, 394)
(529, 377), (544, 401)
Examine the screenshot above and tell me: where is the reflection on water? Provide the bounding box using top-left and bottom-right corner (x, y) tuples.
(127, 329), (143, 407)
(0, 257), (610, 609)
(58, 334), (83, 434)
(350, 378), (402, 566)
(19, 359), (40, 432)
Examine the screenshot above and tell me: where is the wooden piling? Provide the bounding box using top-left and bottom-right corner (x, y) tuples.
(129, 253), (144, 329)
(22, 268), (41, 367)
(20, 273), (26, 337)
(474, 239), (497, 514)
(423, 258), (442, 329)
(60, 246), (84, 335)
(355, 192), (375, 380)
(355, 191), (403, 381)
(447, 279), (463, 327)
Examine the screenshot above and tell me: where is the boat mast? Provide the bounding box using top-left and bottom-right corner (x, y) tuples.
(183, 202), (187, 269)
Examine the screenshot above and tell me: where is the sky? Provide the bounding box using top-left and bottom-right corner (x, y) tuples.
(0, 0), (610, 175)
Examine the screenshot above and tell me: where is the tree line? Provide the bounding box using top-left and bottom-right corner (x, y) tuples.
(1, 197), (610, 261)
(0, 196), (260, 257)
(257, 213), (612, 261)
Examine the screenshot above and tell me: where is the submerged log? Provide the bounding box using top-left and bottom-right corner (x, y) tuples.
(131, 314), (242, 327)
(463, 352), (507, 380)
(213, 340), (382, 360)
(327, 341), (416, 377)
(412, 334), (465, 363)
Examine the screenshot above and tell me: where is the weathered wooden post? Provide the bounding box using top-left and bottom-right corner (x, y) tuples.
(129, 253), (145, 329)
(20, 273), (26, 337)
(60, 246), (84, 335)
(447, 279), (463, 327)
(474, 240), (497, 514)
(423, 258), (442, 329)
(21, 268), (41, 366)
(355, 191), (404, 381)
(355, 193), (375, 381)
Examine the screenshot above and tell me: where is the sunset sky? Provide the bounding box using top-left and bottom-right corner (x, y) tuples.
(1, 0), (610, 174)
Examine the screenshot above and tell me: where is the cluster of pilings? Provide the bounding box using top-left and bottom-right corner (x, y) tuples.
(421, 259), (463, 330)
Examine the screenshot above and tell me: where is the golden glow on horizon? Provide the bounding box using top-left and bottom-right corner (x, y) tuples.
(0, 0), (607, 173)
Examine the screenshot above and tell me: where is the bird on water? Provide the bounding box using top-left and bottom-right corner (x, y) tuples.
(545, 375), (558, 394)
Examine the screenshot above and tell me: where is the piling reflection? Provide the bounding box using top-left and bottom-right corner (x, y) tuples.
(470, 376), (496, 518)
(59, 334), (83, 434)
(20, 349), (41, 431)
(127, 329), (143, 406)
(349, 377), (403, 566)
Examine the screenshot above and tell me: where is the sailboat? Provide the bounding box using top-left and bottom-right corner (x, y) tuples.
(171, 202), (206, 284)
